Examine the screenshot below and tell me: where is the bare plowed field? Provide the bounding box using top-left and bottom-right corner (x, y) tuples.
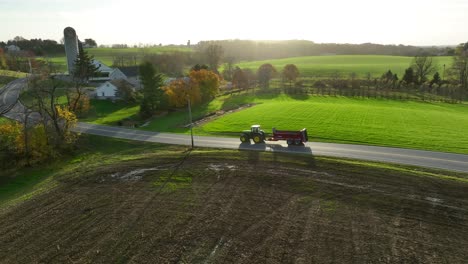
(0, 151), (467, 263)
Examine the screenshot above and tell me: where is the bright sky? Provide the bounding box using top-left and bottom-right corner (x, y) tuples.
(0, 0), (467, 46)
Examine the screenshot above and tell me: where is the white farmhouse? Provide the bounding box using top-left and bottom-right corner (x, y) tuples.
(95, 79), (135, 100)
(95, 81), (118, 99)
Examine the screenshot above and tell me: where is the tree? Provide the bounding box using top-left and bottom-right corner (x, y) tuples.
(383, 70), (394, 83)
(257, 64), (277, 89)
(402, 67), (415, 85)
(164, 78), (201, 108)
(189, 69), (220, 102)
(115, 80), (137, 103)
(22, 62), (78, 154)
(0, 48), (7, 69)
(68, 92), (90, 117)
(282, 64), (300, 87)
(243, 68), (256, 89)
(27, 74), (70, 145)
(430, 72), (442, 87)
(84, 38), (97, 47)
(139, 61), (167, 118)
(203, 44), (223, 73)
(191, 64), (209, 71)
(232, 67), (248, 90)
(143, 52), (188, 76)
(412, 56), (436, 84)
(69, 45), (99, 115)
(72, 45), (99, 84)
(221, 56), (236, 81)
(452, 42), (468, 98)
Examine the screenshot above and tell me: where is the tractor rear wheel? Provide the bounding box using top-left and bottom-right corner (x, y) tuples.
(240, 134), (250, 143)
(253, 133), (264, 144)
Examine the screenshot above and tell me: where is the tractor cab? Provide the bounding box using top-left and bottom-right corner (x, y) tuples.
(251, 125), (261, 134)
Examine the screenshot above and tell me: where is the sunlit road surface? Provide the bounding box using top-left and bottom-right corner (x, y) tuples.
(74, 123), (468, 173)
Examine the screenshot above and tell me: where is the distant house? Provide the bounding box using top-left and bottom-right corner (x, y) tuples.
(95, 79), (135, 100)
(6, 45), (20, 52)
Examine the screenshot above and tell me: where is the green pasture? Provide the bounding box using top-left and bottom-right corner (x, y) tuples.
(235, 55), (453, 79)
(84, 93), (468, 154)
(82, 100), (140, 125)
(195, 94), (468, 153)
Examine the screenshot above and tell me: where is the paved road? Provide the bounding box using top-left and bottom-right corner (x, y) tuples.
(0, 78), (41, 123)
(74, 123), (468, 173)
(0, 78), (27, 115)
(2, 78), (468, 173)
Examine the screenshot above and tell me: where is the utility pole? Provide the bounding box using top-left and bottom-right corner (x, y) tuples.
(187, 96), (194, 149)
(443, 64), (446, 81)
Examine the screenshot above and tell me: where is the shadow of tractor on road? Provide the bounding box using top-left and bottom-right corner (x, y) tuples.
(238, 141), (315, 167)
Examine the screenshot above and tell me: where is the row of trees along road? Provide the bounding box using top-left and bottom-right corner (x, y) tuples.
(223, 43), (468, 102)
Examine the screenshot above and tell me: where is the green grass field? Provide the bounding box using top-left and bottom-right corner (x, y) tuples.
(84, 93), (468, 154)
(195, 94), (468, 153)
(82, 100), (140, 125)
(235, 55), (453, 78)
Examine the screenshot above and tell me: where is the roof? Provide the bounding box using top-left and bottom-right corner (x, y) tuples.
(109, 78), (135, 88)
(92, 60), (113, 72)
(119, 66), (139, 77)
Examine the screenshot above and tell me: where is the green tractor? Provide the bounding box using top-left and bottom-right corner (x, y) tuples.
(240, 125), (266, 144)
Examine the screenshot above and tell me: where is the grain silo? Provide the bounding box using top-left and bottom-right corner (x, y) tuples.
(63, 27), (79, 74)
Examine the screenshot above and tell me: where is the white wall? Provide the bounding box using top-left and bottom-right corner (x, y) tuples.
(95, 82), (117, 98)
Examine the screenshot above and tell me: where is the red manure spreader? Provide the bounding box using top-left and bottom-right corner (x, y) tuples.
(240, 125), (308, 146)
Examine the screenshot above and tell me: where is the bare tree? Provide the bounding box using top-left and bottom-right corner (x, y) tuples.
(452, 42), (468, 100)
(203, 43), (224, 73)
(412, 56), (437, 84)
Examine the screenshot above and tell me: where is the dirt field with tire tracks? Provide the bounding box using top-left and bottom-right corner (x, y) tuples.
(0, 150), (467, 263)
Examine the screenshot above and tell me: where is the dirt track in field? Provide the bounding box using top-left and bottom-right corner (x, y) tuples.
(0, 151), (467, 263)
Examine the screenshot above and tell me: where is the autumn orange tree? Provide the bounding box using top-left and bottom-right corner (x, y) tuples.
(164, 78), (201, 108)
(189, 69), (220, 102)
(0, 121), (53, 167)
(0, 122), (23, 164)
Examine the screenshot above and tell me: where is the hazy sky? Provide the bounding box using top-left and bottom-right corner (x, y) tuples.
(0, 0), (467, 46)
